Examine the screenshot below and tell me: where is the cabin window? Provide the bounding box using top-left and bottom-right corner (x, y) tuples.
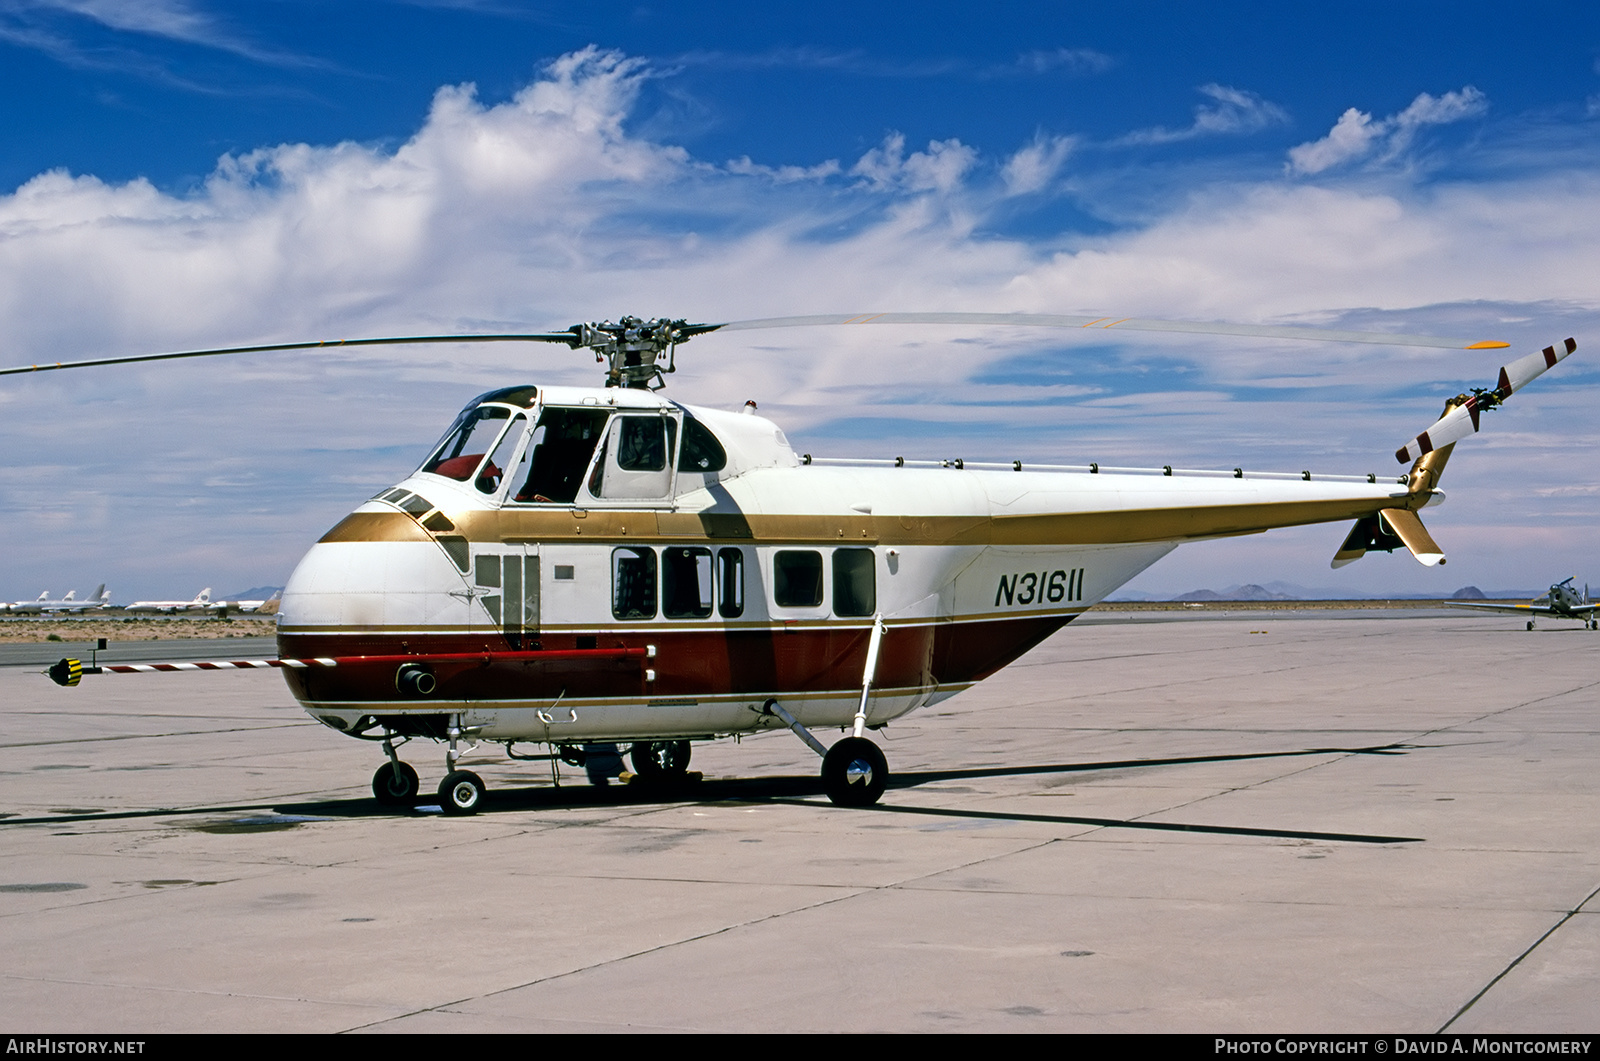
(512, 407), (609, 504)
(618, 417), (668, 471)
(612, 547), (657, 620)
(833, 548), (876, 617)
(718, 548), (745, 618)
(421, 405), (510, 481)
(662, 547), (714, 619)
(774, 550), (824, 608)
(678, 416), (727, 473)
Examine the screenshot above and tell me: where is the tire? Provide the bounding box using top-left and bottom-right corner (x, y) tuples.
(372, 761), (419, 805)
(439, 770), (486, 816)
(822, 737), (887, 807)
(630, 740), (691, 781)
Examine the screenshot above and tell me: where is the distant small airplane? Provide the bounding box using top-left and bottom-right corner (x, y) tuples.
(125, 588), (214, 615)
(1449, 577), (1600, 630)
(0, 585), (109, 615)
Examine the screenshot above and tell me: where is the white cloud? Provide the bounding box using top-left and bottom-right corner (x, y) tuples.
(1002, 134), (1075, 196)
(1287, 87), (1488, 175)
(1119, 83), (1288, 145)
(850, 133), (978, 195)
(0, 0), (319, 68)
(1012, 48), (1115, 76)
(725, 156), (842, 183)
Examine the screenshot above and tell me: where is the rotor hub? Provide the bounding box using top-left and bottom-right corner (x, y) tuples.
(561, 316), (718, 389)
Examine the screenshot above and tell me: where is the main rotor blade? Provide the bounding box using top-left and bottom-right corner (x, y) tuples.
(0, 332), (580, 377)
(710, 312), (1509, 350)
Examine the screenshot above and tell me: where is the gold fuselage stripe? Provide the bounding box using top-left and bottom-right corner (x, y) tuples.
(320, 494), (1407, 548)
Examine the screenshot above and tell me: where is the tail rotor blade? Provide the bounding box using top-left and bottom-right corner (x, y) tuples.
(1395, 338), (1577, 464)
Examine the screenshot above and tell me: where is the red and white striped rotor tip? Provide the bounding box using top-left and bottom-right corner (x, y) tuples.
(1394, 338), (1577, 465)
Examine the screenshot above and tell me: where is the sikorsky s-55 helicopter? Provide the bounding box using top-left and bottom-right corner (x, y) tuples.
(8, 313), (1578, 814)
(1449, 576), (1600, 630)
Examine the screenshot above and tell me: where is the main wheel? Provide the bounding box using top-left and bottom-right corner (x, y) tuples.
(630, 740), (691, 782)
(1528, 620), (1536, 631)
(822, 737), (887, 807)
(372, 761), (419, 805)
(439, 770), (486, 816)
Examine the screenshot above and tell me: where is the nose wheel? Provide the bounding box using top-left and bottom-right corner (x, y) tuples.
(439, 770), (486, 816)
(822, 737), (888, 807)
(372, 760), (419, 805)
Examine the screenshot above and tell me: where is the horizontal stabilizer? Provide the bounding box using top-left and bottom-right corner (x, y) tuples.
(1379, 508), (1445, 566)
(1331, 509), (1444, 568)
(1396, 338), (1577, 464)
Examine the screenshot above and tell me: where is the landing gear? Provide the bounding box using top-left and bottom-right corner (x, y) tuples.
(630, 740), (691, 782)
(822, 736), (888, 807)
(762, 698), (891, 808)
(1528, 620), (1536, 631)
(439, 770), (486, 816)
(372, 760), (419, 805)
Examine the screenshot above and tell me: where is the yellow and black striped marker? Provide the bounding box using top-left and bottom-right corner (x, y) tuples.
(48, 658), (82, 687)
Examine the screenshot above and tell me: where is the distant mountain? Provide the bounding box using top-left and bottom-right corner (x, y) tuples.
(1451, 586), (1486, 599)
(222, 586), (284, 600)
(1175, 583), (1297, 601)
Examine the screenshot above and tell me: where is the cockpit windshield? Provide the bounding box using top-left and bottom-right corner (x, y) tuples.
(420, 405), (516, 489)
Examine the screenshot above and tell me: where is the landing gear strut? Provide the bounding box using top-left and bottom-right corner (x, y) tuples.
(763, 698), (890, 807)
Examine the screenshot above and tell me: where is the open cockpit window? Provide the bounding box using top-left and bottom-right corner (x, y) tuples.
(511, 407), (610, 504)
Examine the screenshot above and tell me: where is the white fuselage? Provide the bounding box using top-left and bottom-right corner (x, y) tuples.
(278, 384), (1418, 749)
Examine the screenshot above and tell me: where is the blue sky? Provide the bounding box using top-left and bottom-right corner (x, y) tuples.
(3, 0), (1600, 600)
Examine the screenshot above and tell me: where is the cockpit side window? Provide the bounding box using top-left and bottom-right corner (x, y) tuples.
(512, 407), (610, 504)
(421, 406), (511, 482)
(678, 416), (727, 473)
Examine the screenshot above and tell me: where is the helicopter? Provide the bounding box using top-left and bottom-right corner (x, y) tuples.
(9, 313), (1578, 814)
(1448, 576), (1600, 630)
